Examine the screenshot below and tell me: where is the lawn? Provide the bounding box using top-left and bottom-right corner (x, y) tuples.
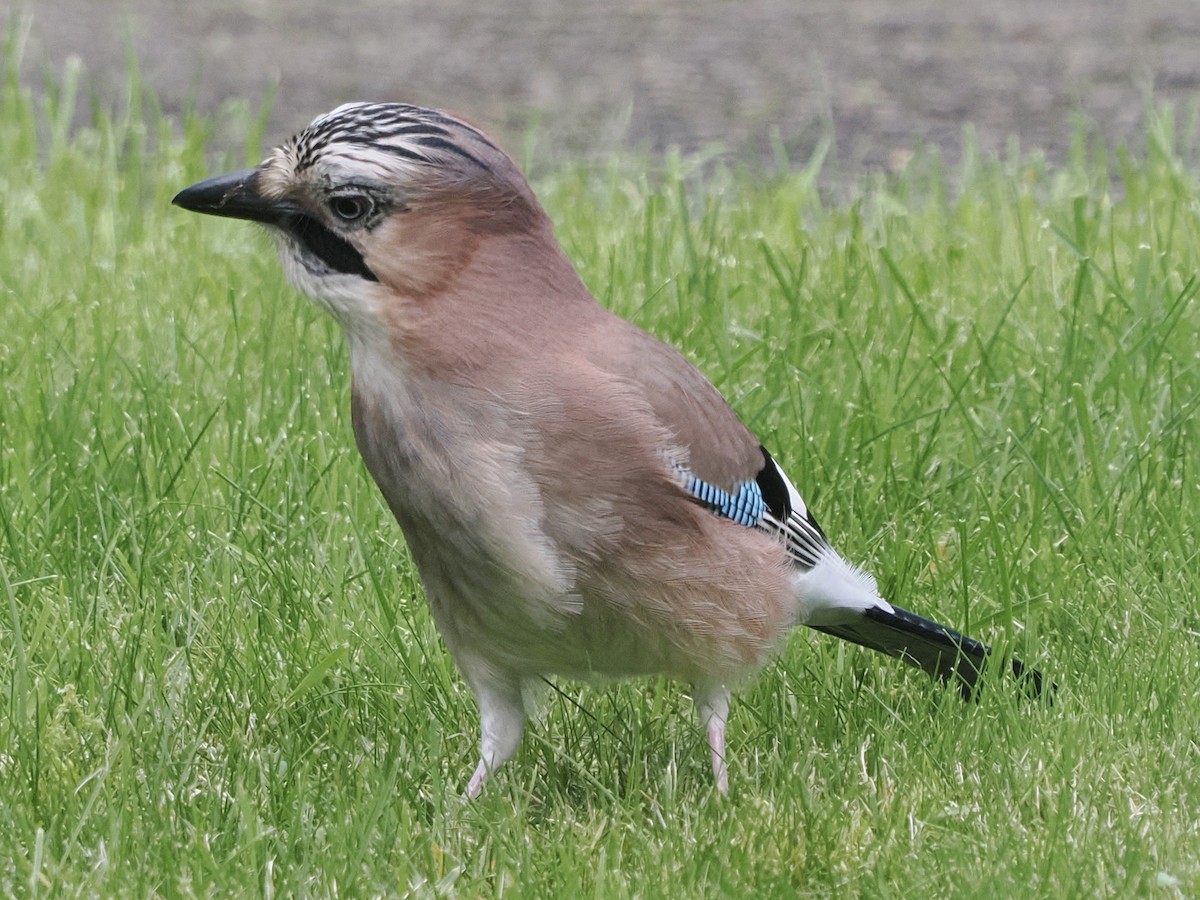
(2, 54), (1198, 896)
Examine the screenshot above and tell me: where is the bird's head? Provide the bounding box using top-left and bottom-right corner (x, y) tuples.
(173, 102), (549, 331)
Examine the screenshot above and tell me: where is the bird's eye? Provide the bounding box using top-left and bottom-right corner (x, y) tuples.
(330, 194), (372, 223)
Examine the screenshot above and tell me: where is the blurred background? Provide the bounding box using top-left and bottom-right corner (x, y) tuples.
(7, 0), (1200, 177)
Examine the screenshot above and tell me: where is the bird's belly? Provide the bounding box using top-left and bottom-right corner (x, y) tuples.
(400, 502), (797, 686)
(350, 367), (796, 685)
(395, 517), (665, 678)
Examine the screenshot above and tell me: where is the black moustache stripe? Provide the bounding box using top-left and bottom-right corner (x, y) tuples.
(286, 214), (378, 282)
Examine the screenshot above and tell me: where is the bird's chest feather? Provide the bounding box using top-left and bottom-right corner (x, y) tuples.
(347, 349), (583, 665)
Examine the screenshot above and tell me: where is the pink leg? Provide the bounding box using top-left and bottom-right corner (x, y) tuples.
(463, 674), (525, 799)
(696, 688), (730, 794)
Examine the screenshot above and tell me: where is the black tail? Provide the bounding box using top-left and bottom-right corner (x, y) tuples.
(812, 605), (1047, 700)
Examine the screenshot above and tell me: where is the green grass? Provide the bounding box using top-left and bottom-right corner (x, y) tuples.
(3, 51), (1200, 897)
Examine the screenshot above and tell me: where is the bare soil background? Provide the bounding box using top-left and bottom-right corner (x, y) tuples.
(7, 1), (1200, 178)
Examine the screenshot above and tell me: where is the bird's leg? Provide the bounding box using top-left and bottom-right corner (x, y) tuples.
(464, 674), (526, 799)
(695, 687), (731, 795)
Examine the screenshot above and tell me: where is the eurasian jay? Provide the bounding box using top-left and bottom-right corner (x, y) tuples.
(174, 102), (1043, 796)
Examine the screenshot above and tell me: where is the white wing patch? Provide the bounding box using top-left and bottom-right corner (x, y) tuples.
(774, 461), (808, 520)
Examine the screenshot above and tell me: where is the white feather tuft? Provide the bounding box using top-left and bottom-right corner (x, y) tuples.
(790, 546), (894, 626)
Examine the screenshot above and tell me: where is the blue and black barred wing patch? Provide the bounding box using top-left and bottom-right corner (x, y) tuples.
(675, 445), (832, 570)
(678, 470), (767, 527)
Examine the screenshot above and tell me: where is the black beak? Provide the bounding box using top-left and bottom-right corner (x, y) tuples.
(172, 169), (296, 225)
(173, 168), (380, 283)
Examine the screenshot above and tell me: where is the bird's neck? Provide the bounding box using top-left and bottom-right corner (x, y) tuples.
(362, 222), (598, 376)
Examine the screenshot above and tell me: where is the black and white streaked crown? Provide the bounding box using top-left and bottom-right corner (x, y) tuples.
(284, 102), (499, 176)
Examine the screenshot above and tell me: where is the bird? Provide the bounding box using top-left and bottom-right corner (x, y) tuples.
(173, 102), (1045, 797)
